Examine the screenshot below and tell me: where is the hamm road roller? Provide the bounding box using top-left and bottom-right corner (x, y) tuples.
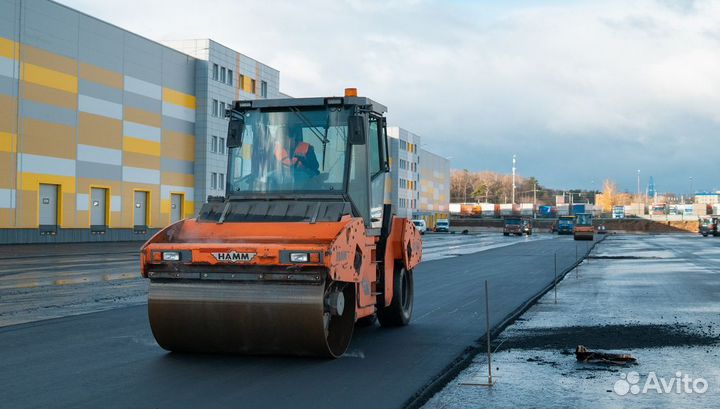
(140, 89), (422, 358)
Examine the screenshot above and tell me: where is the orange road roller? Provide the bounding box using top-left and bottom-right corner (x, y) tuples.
(140, 90), (422, 357)
(573, 213), (594, 241)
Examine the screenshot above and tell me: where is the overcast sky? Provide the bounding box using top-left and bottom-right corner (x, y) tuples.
(60, 0), (720, 194)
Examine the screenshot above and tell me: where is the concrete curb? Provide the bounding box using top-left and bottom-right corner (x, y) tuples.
(0, 271), (140, 290)
(403, 235), (608, 409)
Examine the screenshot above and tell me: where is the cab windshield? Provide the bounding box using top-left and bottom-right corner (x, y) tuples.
(575, 214), (593, 226)
(227, 107), (351, 194)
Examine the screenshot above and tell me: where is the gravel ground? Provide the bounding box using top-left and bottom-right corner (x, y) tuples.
(424, 234), (720, 409)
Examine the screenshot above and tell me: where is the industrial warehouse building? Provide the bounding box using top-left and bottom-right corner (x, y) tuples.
(0, 0), (450, 243)
(387, 127), (450, 228)
(0, 0), (280, 242)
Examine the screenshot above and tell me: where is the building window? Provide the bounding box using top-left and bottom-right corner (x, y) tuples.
(228, 69), (233, 85)
(211, 172), (218, 189)
(220, 67), (226, 83)
(219, 137), (225, 154)
(219, 102), (226, 118)
(239, 74), (245, 90)
(212, 64), (219, 80)
(212, 99), (219, 117)
(211, 135), (218, 153)
(251, 79), (256, 94)
(219, 173), (225, 189)
(261, 80), (268, 98)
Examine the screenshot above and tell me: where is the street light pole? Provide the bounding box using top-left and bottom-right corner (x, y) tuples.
(636, 169), (640, 202)
(511, 155), (516, 204)
(689, 176), (694, 203)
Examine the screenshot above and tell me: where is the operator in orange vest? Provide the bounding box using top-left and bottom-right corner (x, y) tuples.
(274, 126), (320, 178)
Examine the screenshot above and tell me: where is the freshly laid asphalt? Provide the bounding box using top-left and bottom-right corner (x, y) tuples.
(0, 235), (594, 409)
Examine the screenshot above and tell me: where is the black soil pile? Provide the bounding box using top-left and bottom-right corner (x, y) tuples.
(497, 324), (719, 351)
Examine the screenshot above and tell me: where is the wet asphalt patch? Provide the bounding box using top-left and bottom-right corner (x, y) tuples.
(496, 324), (719, 351)
(586, 255), (665, 260)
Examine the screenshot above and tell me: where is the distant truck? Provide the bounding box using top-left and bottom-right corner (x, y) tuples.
(557, 215), (575, 235)
(538, 205), (555, 218)
(571, 204), (586, 215)
(503, 216), (532, 236)
(651, 203), (668, 215)
(412, 219), (427, 234)
(698, 217), (714, 237)
(557, 204), (570, 216)
(435, 219), (450, 233)
(612, 206), (625, 219)
(573, 213), (594, 241)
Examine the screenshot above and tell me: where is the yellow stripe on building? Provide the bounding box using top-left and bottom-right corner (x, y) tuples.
(79, 62), (123, 90)
(0, 132), (16, 153)
(22, 63), (78, 94)
(123, 136), (161, 156)
(159, 198), (193, 218)
(162, 88), (196, 109)
(19, 173), (76, 194)
(161, 172), (194, 187)
(242, 76), (254, 93)
(0, 37), (19, 60)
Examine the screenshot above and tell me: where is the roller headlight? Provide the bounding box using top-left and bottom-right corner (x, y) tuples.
(289, 253), (309, 263)
(162, 251), (180, 261)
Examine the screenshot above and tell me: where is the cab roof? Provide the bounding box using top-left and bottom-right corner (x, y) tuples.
(231, 96), (387, 115)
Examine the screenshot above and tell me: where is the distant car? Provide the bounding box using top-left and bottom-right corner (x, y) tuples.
(522, 219), (533, 235)
(435, 219), (450, 233)
(709, 217), (720, 237)
(597, 224), (607, 234)
(699, 218), (711, 237)
(504, 216), (532, 236)
(412, 219), (427, 234)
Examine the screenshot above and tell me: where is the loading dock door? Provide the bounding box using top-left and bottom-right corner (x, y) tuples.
(134, 191), (148, 232)
(90, 187), (107, 232)
(39, 184), (58, 233)
(170, 193), (182, 223)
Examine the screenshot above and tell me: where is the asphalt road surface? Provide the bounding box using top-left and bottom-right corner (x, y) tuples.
(0, 233), (551, 327)
(0, 235), (593, 409)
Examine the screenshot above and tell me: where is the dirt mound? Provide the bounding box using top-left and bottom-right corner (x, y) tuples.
(498, 324), (719, 351)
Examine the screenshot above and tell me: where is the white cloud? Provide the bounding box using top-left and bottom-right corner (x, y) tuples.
(58, 0), (720, 191)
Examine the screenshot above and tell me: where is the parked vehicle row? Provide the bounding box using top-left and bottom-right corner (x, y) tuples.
(412, 218), (451, 234)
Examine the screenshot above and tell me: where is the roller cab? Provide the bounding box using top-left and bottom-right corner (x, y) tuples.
(573, 213), (594, 241)
(141, 92), (422, 357)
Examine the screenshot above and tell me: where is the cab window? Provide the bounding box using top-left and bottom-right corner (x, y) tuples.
(368, 116), (382, 176)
